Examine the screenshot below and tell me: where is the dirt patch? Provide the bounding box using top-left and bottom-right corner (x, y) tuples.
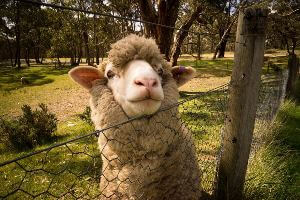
(47, 87), (90, 121)
(179, 73), (230, 92)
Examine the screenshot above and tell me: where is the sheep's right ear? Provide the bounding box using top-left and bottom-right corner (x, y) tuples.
(69, 66), (104, 89)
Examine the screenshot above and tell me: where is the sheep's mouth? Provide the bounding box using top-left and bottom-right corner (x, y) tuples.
(128, 98), (161, 103)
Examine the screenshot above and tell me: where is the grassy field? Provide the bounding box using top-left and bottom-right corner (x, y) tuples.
(245, 100), (300, 200)
(0, 50), (299, 199)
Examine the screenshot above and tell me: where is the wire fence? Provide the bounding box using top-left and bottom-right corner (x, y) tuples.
(0, 0), (294, 199)
(0, 83), (229, 199)
(0, 71), (289, 199)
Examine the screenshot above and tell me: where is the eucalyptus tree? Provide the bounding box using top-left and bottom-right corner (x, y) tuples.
(135, 0), (181, 61)
(268, 0), (300, 96)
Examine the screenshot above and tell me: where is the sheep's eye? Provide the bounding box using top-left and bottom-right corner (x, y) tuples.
(107, 70), (115, 79)
(158, 68), (164, 77)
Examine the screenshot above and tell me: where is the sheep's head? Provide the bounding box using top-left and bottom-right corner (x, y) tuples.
(69, 35), (196, 117)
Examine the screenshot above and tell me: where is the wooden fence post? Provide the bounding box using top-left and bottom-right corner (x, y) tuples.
(215, 8), (268, 200)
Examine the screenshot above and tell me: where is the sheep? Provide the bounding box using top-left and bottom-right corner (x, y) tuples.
(69, 34), (202, 200)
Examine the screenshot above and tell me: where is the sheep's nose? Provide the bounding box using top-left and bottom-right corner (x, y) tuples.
(134, 78), (158, 90)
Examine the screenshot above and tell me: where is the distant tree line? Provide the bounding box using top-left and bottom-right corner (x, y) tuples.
(0, 0), (299, 69)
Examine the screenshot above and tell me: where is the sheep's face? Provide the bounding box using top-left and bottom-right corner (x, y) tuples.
(69, 61), (196, 118)
(104, 60), (164, 117)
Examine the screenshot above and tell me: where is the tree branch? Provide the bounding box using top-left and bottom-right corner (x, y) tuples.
(212, 14), (238, 59)
(171, 4), (203, 66)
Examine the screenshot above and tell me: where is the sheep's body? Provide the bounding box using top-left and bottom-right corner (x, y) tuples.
(90, 76), (201, 200)
(70, 34), (202, 199)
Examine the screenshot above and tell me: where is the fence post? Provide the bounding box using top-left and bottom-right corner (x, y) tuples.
(215, 8), (268, 200)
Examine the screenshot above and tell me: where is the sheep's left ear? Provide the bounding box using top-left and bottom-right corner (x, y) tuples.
(171, 66), (196, 87)
(69, 66), (104, 89)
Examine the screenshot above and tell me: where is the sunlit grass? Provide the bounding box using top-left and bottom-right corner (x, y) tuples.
(0, 50), (297, 199)
(0, 116), (99, 199)
(245, 101), (300, 200)
(179, 91), (227, 193)
(0, 63), (87, 121)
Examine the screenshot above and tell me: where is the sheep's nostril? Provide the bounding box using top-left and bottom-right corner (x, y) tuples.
(134, 78), (158, 89)
(151, 80), (158, 87)
(135, 80), (144, 86)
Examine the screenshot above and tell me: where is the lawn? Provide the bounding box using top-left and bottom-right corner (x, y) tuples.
(0, 51), (298, 199)
(0, 63), (89, 121)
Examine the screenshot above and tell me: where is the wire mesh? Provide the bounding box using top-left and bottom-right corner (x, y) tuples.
(0, 84), (229, 199)
(1, 0), (293, 199)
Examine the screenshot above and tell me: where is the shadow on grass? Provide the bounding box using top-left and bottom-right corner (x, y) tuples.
(0, 64), (71, 91)
(178, 55), (289, 78)
(179, 59), (233, 77)
(0, 141), (102, 199)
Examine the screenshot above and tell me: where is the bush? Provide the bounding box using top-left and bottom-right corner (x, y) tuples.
(0, 104), (58, 151)
(78, 106), (93, 125)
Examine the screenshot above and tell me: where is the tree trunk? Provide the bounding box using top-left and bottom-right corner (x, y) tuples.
(137, 0), (180, 61)
(216, 8), (268, 200)
(96, 37), (100, 65)
(5, 35), (14, 67)
(93, 14), (100, 65)
(217, 39), (227, 58)
(77, 43), (82, 64)
(171, 5), (203, 66)
(57, 55), (61, 68)
(15, 1), (21, 69)
(286, 54), (300, 97)
(34, 47), (41, 64)
(213, 15), (237, 60)
(83, 30), (91, 65)
(25, 48), (30, 67)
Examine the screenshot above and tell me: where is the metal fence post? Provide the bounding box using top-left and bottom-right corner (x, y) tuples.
(215, 8), (268, 200)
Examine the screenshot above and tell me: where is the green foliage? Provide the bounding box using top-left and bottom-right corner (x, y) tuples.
(0, 104), (58, 151)
(78, 106), (93, 125)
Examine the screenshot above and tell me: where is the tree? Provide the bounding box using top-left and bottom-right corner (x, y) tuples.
(136, 0), (181, 61)
(171, 2), (204, 66)
(268, 0), (300, 96)
(210, 0), (241, 59)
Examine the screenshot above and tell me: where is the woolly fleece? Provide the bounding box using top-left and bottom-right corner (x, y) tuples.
(108, 34), (170, 71)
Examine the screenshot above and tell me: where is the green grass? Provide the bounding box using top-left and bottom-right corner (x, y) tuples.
(178, 59), (234, 77)
(0, 116), (98, 199)
(0, 51), (298, 199)
(245, 100), (300, 200)
(0, 63), (83, 120)
(0, 63), (69, 91)
(179, 90), (227, 193)
(178, 54), (288, 77)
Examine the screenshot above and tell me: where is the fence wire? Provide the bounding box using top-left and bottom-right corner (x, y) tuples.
(0, 71), (289, 199)
(0, 84), (229, 199)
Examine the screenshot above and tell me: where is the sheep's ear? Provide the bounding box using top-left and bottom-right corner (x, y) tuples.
(171, 66), (196, 87)
(69, 66), (104, 89)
